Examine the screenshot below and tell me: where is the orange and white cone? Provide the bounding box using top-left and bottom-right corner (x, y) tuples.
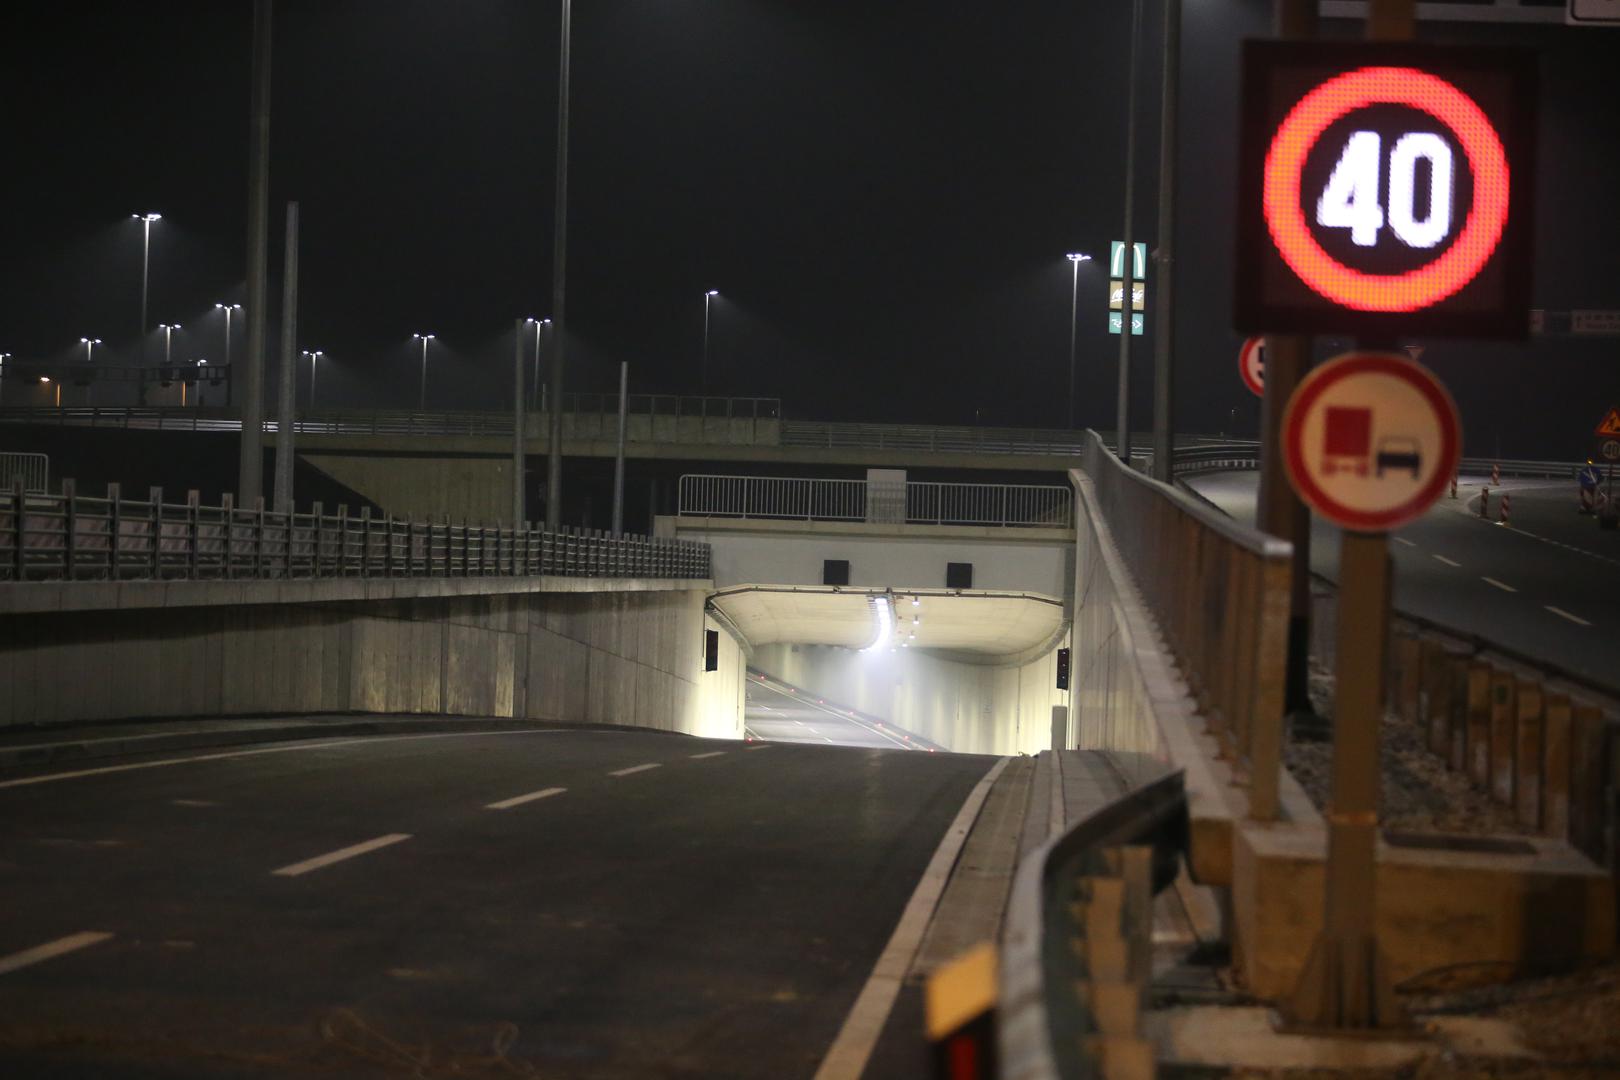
(1498, 493), (1511, 527)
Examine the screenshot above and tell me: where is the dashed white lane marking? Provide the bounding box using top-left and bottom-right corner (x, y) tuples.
(0, 931), (115, 977)
(0, 729), (572, 792)
(170, 799), (219, 808)
(1545, 606), (1592, 627)
(813, 757), (1011, 1080)
(746, 744), (771, 751)
(1482, 577), (1517, 593)
(607, 763), (661, 777)
(1394, 537), (1418, 547)
(689, 751), (727, 760)
(485, 786), (566, 810)
(1433, 554), (1462, 567)
(271, 834), (411, 878)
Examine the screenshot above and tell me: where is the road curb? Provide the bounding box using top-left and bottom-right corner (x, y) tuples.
(0, 717), (563, 773)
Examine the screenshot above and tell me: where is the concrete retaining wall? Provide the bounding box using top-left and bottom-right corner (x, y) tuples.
(0, 578), (744, 740)
(749, 638), (1069, 756)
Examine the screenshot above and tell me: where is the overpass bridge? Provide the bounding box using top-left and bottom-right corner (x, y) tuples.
(0, 428), (1613, 1076)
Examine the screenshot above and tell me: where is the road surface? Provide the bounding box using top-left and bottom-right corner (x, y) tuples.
(0, 724), (994, 1078)
(744, 676), (925, 751)
(1187, 472), (1620, 692)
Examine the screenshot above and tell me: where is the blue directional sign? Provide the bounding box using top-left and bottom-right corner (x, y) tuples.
(1110, 241), (1147, 280)
(1108, 311), (1144, 336)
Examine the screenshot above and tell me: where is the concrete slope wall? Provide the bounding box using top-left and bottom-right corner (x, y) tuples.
(0, 579), (744, 740)
(300, 452), (517, 522)
(750, 638), (1069, 756)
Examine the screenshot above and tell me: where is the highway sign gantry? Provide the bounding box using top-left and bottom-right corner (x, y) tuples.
(1282, 351), (1461, 532)
(1235, 41), (1538, 338)
(1239, 336), (1266, 397)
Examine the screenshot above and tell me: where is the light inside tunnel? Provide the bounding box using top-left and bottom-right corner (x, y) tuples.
(862, 595), (893, 653)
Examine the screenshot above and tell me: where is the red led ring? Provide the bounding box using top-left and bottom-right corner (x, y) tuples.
(1263, 66), (1510, 313)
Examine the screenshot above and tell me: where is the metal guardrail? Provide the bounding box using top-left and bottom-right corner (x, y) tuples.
(1, 452), (48, 494)
(2, 479), (710, 583)
(780, 420), (1093, 456)
(1086, 430), (1291, 819)
(1170, 442), (1590, 482)
(999, 766), (1186, 1080)
(676, 473), (1074, 528)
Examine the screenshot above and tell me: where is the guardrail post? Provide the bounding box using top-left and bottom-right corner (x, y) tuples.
(61, 478), (77, 580)
(312, 502), (325, 577)
(221, 494), (235, 579)
(149, 486), (163, 579)
(253, 496), (266, 579)
(186, 489), (200, 579)
(384, 513), (395, 576)
(337, 505), (349, 576)
(107, 482), (122, 579)
(359, 507), (372, 578)
(9, 478), (23, 582)
(284, 504), (296, 579)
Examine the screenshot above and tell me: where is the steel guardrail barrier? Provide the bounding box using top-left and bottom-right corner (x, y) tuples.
(1168, 442), (1590, 482)
(0, 452), (48, 494)
(1, 478), (711, 583)
(676, 473), (1074, 527)
(999, 766), (1187, 1080)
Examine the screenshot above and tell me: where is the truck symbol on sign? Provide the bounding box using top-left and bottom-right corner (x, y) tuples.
(1322, 406), (1372, 476)
(1375, 437), (1422, 478)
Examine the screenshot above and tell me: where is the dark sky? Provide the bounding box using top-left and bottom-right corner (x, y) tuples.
(2, 2), (1618, 457)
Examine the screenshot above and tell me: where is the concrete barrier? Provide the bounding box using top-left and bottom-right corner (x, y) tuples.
(0, 576), (745, 740)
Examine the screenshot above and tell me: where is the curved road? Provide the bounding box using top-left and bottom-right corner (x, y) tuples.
(1187, 472), (1620, 693)
(0, 725), (993, 1078)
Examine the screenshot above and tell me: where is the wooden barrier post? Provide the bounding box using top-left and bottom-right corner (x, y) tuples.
(221, 494), (235, 579)
(1514, 679), (1545, 828)
(1466, 663), (1492, 787)
(9, 478), (24, 581)
(1569, 704), (1607, 861)
(149, 486), (163, 578)
(1394, 633), (1422, 725)
(186, 490), (200, 579)
(62, 478), (77, 579)
(1542, 694), (1573, 840)
(1489, 670), (1517, 806)
(312, 502), (325, 577)
(1421, 642), (1453, 756)
(107, 483), (122, 579)
(1447, 655), (1470, 774)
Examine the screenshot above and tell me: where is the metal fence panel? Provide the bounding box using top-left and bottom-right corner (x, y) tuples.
(676, 474), (1071, 528)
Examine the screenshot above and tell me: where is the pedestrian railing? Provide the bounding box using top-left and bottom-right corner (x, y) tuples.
(1085, 431), (1291, 819)
(1, 479), (711, 583)
(676, 474), (1074, 528)
(0, 452), (48, 494)
(780, 420), (1092, 456)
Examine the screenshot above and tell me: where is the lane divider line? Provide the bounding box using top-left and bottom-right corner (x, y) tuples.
(1433, 554), (1462, 568)
(0, 931), (114, 977)
(1545, 606), (1592, 627)
(1393, 537), (1418, 548)
(486, 787), (566, 810)
(1481, 577), (1518, 593)
(689, 751), (727, 760)
(0, 729), (573, 792)
(812, 756), (1012, 1080)
(607, 763), (662, 777)
(271, 834), (411, 877)
(746, 744), (771, 751)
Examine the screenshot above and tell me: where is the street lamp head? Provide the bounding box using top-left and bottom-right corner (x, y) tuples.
(39, 376), (50, 383)
(132, 212), (161, 222)
(1067, 252), (1092, 263)
(705, 290), (719, 297)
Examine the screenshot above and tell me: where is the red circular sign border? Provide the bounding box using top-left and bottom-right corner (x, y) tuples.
(1239, 336), (1266, 398)
(1262, 66), (1511, 313)
(1282, 351), (1461, 532)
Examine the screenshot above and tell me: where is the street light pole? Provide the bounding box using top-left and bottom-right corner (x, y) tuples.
(303, 350), (323, 408)
(1065, 254), (1090, 428)
(0, 353), (10, 408)
(413, 334), (434, 412)
(132, 212), (161, 405)
(1115, 0), (1143, 463)
(238, 0), (273, 507)
(80, 338), (102, 407)
(159, 323), (180, 369)
(215, 303), (241, 375)
(1150, 0), (1182, 481)
(702, 290), (718, 395)
(546, 0), (572, 532)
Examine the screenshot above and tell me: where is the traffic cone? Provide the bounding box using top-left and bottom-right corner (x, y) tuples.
(1492, 463), (1501, 486)
(1498, 493), (1511, 527)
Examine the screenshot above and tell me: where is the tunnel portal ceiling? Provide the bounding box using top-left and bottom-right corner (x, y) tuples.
(710, 586), (1064, 658)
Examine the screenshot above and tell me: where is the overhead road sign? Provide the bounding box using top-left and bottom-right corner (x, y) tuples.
(1239, 336), (1266, 397)
(1108, 312), (1144, 336)
(1110, 241), (1147, 280)
(1572, 311), (1620, 335)
(1283, 351), (1461, 531)
(1235, 41), (1537, 338)
(1596, 407), (1620, 438)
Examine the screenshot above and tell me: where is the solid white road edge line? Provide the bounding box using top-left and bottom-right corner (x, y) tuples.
(0, 729), (574, 792)
(689, 751), (727, 760)
(1482, 577), (1518, 593)
(607, 763), (662, 777)
(1545, 606), (1592, 627)
(1394, 537), (1418, 547)
(812, 756), (1011, 1080)
(1433, 554), (1462, 567)
(486, 786), (567, 810)
(0, 931), (115, 977)
(271, 834), (412, 877)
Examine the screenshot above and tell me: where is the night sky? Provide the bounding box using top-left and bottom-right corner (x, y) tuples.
(2, 2), (1617, 457)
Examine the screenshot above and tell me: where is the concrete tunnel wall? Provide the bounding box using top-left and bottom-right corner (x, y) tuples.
(0, 580), (746, 740)
(749, 637), (1072, 756)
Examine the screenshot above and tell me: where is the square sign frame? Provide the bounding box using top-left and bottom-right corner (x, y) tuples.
(1234, 40), (1537, 340)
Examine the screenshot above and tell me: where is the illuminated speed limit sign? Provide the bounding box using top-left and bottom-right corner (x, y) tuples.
(1235, 42), (1536, 338)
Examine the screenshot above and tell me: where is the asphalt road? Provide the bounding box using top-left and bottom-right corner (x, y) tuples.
(1187, 472), (1620, 692)
(744, 677), (920, 751)
(0, 726), (995, 1078)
